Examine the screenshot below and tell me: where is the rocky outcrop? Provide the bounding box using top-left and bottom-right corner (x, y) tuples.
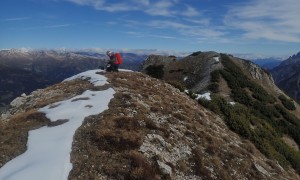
(230, 56), (277, 89)
(142, 52), (223, 93)
(141, 55), (176, 72)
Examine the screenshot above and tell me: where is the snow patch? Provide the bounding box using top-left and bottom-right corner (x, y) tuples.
(183, 76), (188, 81)
(195, 92), (211, 101)
(64, 69), (107, 86)
(213, 56), (220, 62)
(0, 71), (115, 180)
(229, 101), (236, 105)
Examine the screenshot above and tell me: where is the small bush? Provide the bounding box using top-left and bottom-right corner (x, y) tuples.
(189, 51), (202, 56)
(207, 82), (219, 93)
(210, 70), (220, 83)
(279, 95), (296, 111)
(128, 151), (158, 180)
(145, 65), (164, 79)
(167, 80), (186, 92)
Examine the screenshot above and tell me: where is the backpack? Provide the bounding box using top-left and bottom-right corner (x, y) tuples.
(115, 53), (123, 65)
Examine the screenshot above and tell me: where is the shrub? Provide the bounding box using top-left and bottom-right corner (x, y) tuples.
(210, 70), (220, 83)
(189, 51), (202, 56)
(167, 80), (186, 92)
(279, 95), (296, 111)
(145, 65), (164, 79)
(207, 82), (219, 93)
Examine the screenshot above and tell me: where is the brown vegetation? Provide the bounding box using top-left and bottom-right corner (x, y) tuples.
(0, 110), (49, 167)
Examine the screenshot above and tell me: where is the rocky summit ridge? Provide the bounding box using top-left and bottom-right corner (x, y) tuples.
(1, 68), (300, 179)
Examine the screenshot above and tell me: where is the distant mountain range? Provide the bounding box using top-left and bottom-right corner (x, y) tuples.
(0, 64), (51, 112)
(271, 52), (300, 103)
(0, 49), (148, 111)
(234, 53), (286, 70)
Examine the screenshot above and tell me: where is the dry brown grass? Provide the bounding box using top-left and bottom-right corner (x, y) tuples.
(0, 110), (49, 167)
(91, 116), (144, 151)
(69, 72), (170, 179)
(35, 79), (97, 108)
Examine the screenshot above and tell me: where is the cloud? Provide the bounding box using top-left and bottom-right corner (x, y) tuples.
(148, 20), (225, 38)
(123, 31), (177, 39)
(181, 5), (199, 17)
(145, 0), (175, 16)
(225, 0), (300, 43)
(24, 24), (72, 30)
(2, 17), (31, 21)
(44, 24), (72, 28)
(64, 0), (199, 17)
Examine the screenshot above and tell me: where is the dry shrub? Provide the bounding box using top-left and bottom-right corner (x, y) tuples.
(128, 151), (158, 180)
(150, 106), (161, 112)
(145, 119), (170, 138)
(172, 112), (188, 121)
(241, 140), (258, 155)
(210, 158), (232, 180)
(192, 147), (213, 179)
(205, 143), (220, 155)
(91, 116), (144, 151)
(178, 159), (189, 173)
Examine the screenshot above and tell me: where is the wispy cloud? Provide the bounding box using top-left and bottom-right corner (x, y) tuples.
(24, 24), (72, 30)
(181, 5), (199, 17)
(148, 20), (225, 39)
(123, 31), (177, 39)
(144, 0), (175, 16)
(2, 17), (31, 21)
(65, 0), (199, 17)
(45, 24), (72, 28)
(225, 0), (300, 43)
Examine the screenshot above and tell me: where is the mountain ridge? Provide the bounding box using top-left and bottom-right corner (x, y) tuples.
(1, 70), (299, 179)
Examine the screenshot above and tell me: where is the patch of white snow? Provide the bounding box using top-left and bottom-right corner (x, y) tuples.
(195, 92), (211, 101)
(213, 56), (220, 62)
(64, 69), (107, 86)
(0, 71), (115, 180)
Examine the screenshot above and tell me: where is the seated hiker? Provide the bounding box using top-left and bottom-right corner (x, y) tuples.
(106, 50), (123, 72)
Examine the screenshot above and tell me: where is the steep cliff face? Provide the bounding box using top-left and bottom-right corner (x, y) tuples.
(1, 71), (299, 179)
(271, 52), (300, 103)
(229, 55), (278, 93)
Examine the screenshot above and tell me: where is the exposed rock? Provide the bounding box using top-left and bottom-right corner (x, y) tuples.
(157, 160), (172, 175)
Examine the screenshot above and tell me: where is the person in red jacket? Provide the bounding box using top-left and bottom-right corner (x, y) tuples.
(106, 50), (123, 72)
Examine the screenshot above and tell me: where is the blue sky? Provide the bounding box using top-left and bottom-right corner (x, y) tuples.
(0, 0), (299, 56)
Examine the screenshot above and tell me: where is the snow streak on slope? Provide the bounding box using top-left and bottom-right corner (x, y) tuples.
(0, 70), (115, 180)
